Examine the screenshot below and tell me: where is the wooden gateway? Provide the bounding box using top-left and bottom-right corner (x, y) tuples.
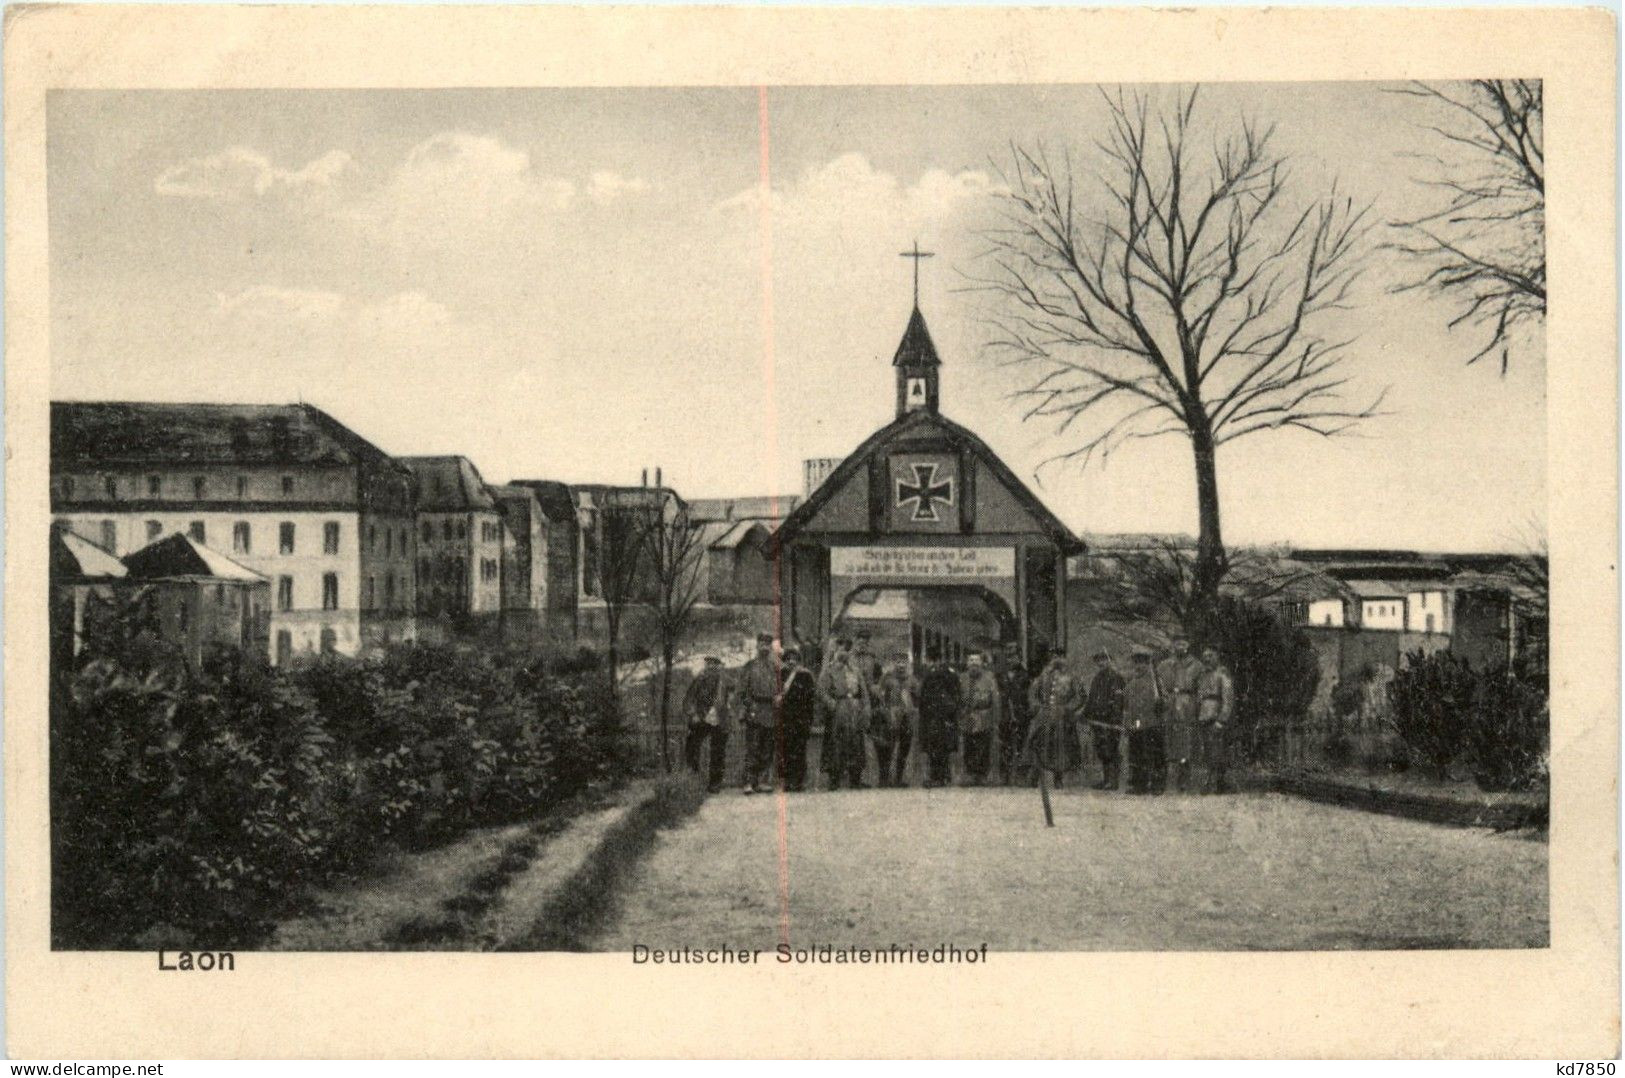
(769, 303), (1085, 666)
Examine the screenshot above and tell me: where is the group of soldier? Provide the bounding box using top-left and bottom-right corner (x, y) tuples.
(680, 628), (1237, 797)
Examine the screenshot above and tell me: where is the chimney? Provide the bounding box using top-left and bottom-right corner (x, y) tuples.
(655, 467), (663, 489)
(641, 468), (648, 487)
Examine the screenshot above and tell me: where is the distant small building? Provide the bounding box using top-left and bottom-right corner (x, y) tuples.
(402, 456), (505, 625)
(49, 525), (129, 672)
(121, 533), (272, 667)
(695, 519), (775, 604)
(490, 483), (550, 640)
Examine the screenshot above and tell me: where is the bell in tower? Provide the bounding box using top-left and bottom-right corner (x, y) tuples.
(893, 305), (942, 417)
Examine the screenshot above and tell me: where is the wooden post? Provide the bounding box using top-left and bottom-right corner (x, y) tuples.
(1038, 765), (1054, 827)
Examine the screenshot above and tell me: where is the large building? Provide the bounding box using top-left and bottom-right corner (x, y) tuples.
(402, 456), (505, 627)
(490, 483), (552, 640)
(51, 402), (418, 662)
(508, 479), (581, 641)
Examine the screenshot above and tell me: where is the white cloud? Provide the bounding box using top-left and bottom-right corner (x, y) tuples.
(586, 170), (652, 205)
(718, 152), (1000, 236)
(212, 286), (452, 336)
(155, 147), (356, 206)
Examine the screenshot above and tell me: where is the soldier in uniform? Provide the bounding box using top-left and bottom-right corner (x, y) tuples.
(959, 652), (1002, 785)
(817, 636), (873, 790)
(996, 642), (1033, 786)
(1025, 647), (1083, 787)
(871, 653), (917, 787)
(1122, 648), (1166, 794)
(681, 655), (732, 793)
(917, 645), (962, 788)
(1156, 635), (1204, 793)
(1196, 646), (1236, 794)
(737, 632), (780, 795)
(850, 628), (885, 704)
(1082, 649), (1126, 791)
(776, 647), (818, 792)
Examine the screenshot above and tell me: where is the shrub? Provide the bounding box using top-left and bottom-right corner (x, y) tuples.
(53, 640), (636, 949)
(1467, 666), (1549, 792)
(1386, 650), (1477, 781)
(1190, 597), (1321, 763)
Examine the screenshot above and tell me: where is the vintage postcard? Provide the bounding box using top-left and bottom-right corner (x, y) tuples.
(4, 3), (1617, 1059)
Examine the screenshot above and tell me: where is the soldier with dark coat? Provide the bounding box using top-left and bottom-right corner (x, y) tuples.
(681, 656), (732, 793)
(959, 653), (1002, 785)
(1025, 648), (1083, 786)
(917, 647), (962, 788)
(1156, 635), (1204, 793)
(817, 636), (873, 790)
(996, 642), (1033, 786)
(737, 633), (780, 795)
(1082, 649), (1126, 791)
(871, 654), (917, 787)
(1122, 648), (1166, 794)
(777, 647), (818, 792)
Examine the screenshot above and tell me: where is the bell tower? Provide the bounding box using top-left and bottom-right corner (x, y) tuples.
(893, 306), (941, 417)
(894, 241), (940, 417)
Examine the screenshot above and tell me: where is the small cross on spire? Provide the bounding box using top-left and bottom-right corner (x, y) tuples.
(899, 240), (935, 306)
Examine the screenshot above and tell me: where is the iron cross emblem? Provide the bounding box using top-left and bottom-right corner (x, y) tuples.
(896, 462), (955, 522)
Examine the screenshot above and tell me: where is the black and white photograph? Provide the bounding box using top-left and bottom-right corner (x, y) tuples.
(8, 3), (1616, 1061)
(45, 76), (1555, 955)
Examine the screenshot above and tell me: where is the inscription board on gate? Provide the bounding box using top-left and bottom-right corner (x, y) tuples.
(830, 546), (1015, 580)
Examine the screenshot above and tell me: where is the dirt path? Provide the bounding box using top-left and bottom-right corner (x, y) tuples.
(595, 786), (1548, 952)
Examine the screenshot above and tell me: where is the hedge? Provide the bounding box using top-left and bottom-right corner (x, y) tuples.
(51, 641), (635, 950)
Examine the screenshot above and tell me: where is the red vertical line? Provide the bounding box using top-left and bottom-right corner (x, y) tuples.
(757, 84), (793, 952)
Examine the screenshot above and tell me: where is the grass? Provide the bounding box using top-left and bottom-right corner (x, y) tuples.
(506, 772), (708, 951)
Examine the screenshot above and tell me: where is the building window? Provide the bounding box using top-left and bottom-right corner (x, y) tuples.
(385, 574), (396, 608)
(275, 630), (292, 666)
(192, 476), (207, 499)
(320, 626), (337, 655)
(233, 521), (251, 554)
(280, 522), (296, 554)
(323, 521), (340, 555)
(281, 476), (295, 496)
(147, 475), (161, 496)
(365, 576), (375, 609)
(278, 576), (294, 612)
(443, 520), (454, 541)
(236, 476), (248, 497)
(189, 521), (206, 544)
(145, 520), (162, 542)
(384, 528), (393, 556)
(422, 522), (432, 544)
(104, 476), (117, 499)
(177, 601), (189, 633)
(368, 524), (377, 551)
(215, 583), (225, 605)
(322, 572), (339, 611)
(100, 520), (117, 552)
(457, 521), (466, 540)
(400, 527), (408, 554)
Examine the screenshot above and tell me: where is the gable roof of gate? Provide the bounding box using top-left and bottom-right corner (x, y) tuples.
(769, 408), (1085, 555)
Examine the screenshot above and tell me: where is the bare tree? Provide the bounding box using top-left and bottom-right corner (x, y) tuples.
(975, 87), (1386, 622)
(591, 503), (645, 712)
(1388, 80), (1544, 374)
(641, 505), (710, 773)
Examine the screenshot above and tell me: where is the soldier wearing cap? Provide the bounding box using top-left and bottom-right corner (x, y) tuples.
(1196, 645), (1236, 794)
(871, 652), (918, 787)
(917, 645), (962, 787)
(959, 652), (1002, 785)
(737, 632), (780, 794)
(1157, 634), (1204, 793)
(996, 641), (1033, 786)
(1122, 648), (1166, 794)
(1082, 648), (1126, 791)
(1024, 646), (1082, 786)
(850, 628), (885, 708)
(776, 646), (818, 792)
(817, 634), (873, 789)
(681, 655), (732, 793)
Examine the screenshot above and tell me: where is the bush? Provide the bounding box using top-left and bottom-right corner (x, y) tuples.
(1467, 666), (1549, 792)
(1190, 597), (1320, 763)
(1387, 650), (1477, 781)
(52, 640), (635, 949)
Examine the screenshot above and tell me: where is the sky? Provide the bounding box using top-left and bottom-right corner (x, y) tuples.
(48, 83), (1546, 552)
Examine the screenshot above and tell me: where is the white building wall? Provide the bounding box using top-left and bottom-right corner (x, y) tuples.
(1307, 598), (1346, 627)
(1405, 589), (1450, 634)
(54, 509), (364, 661)
(1360, 598), (1406, 631)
